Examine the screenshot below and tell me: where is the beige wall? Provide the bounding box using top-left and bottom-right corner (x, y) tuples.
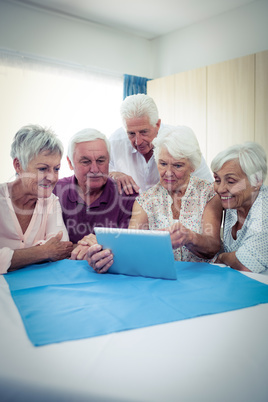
(206, 55), (255, 164)
(255, 50), (268, 155)
(151, 0), (268, 78)
(0, 0), (152, 78)
(1, 1), (267, 80)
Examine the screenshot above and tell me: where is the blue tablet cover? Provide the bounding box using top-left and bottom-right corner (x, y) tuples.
(95, 227), (177, 280)
(5, 260), (268, 346)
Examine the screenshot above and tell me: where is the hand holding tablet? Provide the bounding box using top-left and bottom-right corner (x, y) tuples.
(93, 227), (177, 280)
(86, 242), (114, 274)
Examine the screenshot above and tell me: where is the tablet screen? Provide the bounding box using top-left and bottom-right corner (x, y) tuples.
(94, 227), (177, 280)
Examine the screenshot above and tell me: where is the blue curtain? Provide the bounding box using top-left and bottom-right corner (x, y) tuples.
(123, 74), (151, 99)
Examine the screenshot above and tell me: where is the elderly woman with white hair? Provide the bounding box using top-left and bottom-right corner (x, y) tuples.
(0, 125), (73, 274)
(211, 142), (268, 273)
(87, 126), (223, 273)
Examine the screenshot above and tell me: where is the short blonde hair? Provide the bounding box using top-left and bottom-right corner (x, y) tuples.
(10, 124), (63, 170)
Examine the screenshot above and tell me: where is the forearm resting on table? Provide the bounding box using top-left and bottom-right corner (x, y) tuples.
(184, 231), (221, 260)
(8, 245), (51, 271)
(8, 235), (73, 271)
(216, 251), (250, 271)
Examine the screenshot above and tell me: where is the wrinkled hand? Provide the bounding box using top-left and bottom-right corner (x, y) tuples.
(71, 233), (98, 260)
(86, 244), (113, 273)
(109, 172), (140, 195)
(77, 233), (97, 247)
(70, 244), (90, 260)
(168, 222), (193, 249)
(44, 231), (73, 261)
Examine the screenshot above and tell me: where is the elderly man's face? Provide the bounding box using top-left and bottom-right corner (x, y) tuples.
(69, 140), (109, 194)
(213, 160), (256, 210)
(126, 116), (161, 160)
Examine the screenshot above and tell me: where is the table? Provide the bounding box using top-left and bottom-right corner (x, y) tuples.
(1, 266), (268, 402)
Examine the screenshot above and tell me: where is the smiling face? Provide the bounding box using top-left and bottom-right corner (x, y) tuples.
(126, 116), (160, 161)
(68, 139), (109, 194)
(213, 159), (258, 211)
(16, 150), (61, 198)
(158, 147), (194, 194)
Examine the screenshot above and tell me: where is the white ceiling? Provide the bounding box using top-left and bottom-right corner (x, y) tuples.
(13, 0), (256, 39)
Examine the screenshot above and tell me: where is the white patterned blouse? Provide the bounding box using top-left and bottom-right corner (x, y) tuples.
(223, 185), (268, 273)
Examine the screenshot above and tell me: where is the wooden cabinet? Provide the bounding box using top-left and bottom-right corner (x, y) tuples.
(147, 50), (268, 184)
(206, 55), (255, 166)
(147, 75), (176, 125)
(148, 68), (207, 158)
(255, 51), (268, 164)
(174, 67), (207, 159)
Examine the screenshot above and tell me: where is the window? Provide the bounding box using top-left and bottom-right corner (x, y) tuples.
(0, 51), (123, 181)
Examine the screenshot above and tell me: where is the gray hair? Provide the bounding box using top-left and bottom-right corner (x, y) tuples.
(120, 94), (159, 128)
(10, 124), (63, 170)
(67, 128), (110, 165)
(153, 125), (202, 170)
(211, 142), (267, 186)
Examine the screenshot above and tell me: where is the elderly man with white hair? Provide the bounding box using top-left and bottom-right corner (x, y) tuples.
(53, 128), (136, 248)
(109, 93), (213, 194)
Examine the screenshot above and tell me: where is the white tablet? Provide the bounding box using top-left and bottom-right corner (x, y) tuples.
(94, 227), (177, 280)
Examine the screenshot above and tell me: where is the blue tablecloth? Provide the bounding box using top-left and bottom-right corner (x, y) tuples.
(5, 260), (268, 346)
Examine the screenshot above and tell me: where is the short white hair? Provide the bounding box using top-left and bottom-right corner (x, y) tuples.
(10, 124), (63, 170)
(67, 128), (110, 165)
(211, 142), (267, 186)
(153, 125), (202, 170)
(120, 94), (159, 128)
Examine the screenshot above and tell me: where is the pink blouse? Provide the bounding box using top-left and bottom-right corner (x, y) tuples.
(0, 183), (69, 274)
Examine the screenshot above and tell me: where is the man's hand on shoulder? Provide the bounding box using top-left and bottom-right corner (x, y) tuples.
(109, 172), (140, 195)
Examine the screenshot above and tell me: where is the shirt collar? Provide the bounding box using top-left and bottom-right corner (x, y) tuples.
(131, 145), (138, 154)
(68, 176), (112, 206)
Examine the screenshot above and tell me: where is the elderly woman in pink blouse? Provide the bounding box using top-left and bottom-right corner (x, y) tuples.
(0, 125), (73, 274)
(86, 126), (223, 273)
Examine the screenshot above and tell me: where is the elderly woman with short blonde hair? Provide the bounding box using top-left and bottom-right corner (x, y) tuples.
(0, 125), (73, 274)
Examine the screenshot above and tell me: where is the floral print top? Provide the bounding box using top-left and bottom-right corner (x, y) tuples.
(137, 175), (216, 262)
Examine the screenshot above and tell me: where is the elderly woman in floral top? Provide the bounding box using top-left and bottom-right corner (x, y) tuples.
(86, 126), (223, 273)
(128, 125), (222, 261)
